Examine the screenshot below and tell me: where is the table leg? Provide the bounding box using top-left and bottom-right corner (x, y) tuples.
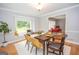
(43, 41), (45, 55)
(45, 41), (48, 55)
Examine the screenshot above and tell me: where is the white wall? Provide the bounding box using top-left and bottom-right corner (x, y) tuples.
(66, 7), (79, 43)
(0, 9), (38, 42)
(40, 6), (79, 43)
(39, 17), (49, 32)
(34, 17), (42, 32)
(56, 19), (65, 32)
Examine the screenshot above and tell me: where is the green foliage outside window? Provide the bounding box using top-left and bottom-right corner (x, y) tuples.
(17, 21), (30, 28)
(16, 20), (31, 33)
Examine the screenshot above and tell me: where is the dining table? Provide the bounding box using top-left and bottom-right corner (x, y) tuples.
(34, 34), (52, 55)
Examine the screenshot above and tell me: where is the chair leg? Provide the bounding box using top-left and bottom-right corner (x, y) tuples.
(30, 45), (33, 53)
(25, 41), (27, 47)
(59, 51), (61, 55)
(47, 45), (49, 55)
(35, 47), (37, 55)
(28, 43), (29, 50)
(62, 51), (64, 55)
(27, 43), (29, 50)
(25, 41), (30, 50)
(61, 48), (64, 55)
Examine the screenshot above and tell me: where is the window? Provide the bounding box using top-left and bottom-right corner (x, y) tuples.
(16, 20), (31, 34)
(49, 21), (56, 29)
(16, 21), (31, 32)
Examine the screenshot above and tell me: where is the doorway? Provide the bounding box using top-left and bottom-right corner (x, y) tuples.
(48, 15), (66, 32)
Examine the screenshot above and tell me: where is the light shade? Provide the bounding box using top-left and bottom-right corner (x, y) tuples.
(33, 3), (44, 11)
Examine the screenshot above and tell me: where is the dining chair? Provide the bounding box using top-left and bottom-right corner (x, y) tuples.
(30, 38), (43, 55)
(24, 34), (32, 50)
(47, 33), (66, 55)
(14, 31), (19, 40)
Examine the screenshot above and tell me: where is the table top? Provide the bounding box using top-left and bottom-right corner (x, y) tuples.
(32, 32), (65, 41)
(35, 34), (51, 41)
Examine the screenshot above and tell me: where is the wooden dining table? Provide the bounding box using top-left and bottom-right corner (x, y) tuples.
(35, 34), (52, 55)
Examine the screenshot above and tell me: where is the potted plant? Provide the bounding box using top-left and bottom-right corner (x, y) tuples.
(0, 21), (10, 43)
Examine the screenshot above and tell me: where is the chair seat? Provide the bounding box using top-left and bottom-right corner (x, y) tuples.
(48, 42), (61, 50)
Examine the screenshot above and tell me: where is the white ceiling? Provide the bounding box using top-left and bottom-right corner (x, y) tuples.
(0, 3), (79, 17)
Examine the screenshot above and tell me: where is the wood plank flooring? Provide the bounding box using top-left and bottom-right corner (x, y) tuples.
(0, 39), (79, 55)
(65, 41), (79, 55)
(0, 43), (17, 55)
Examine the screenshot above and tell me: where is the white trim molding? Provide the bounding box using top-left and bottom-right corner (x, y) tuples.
(0, 7), (37, 17)
(65, 40), (79, 45)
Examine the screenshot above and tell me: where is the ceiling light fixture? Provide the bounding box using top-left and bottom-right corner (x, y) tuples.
(33, 3), (43, 11)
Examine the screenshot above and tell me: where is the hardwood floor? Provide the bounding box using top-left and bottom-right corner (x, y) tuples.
(65, 41), (79, 55)
(0, 39), (24, 55)
(0, 39), (79, 55)
(0, 43), (17, 55)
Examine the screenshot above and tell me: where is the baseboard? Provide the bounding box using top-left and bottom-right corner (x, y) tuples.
(0, 39), (24, 47)
(7, 39), (21, 44)
(65, 40), (79, 45)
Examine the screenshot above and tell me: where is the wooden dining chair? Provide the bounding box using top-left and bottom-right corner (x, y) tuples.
(47, 34), (66, 55)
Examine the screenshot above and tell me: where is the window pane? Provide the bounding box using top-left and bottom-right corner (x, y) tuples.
(49, 21), (56, 29)
(16, 20), (31, 34)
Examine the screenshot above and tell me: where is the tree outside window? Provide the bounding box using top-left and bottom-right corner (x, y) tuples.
(16, 20), (31, 34)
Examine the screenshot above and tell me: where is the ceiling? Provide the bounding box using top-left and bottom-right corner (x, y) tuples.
(0, 3), (79, 17)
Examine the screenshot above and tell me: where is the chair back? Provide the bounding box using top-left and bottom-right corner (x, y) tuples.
(31, 38), (43, 48)
(13, 31), (19, 40)
(24, 34), (32, 42)
(53, 32), (64, 43)
(60, 34), (68, 47)
(14, 31), (19, 36)
(53, 32), (66, 49)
